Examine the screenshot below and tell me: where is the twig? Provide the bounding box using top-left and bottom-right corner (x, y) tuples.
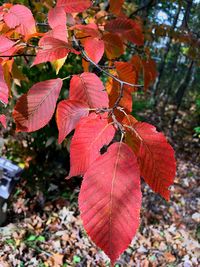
(82, 48), (142, 88)
(0, 54), (36, 58)
(130, 0), (156, 17)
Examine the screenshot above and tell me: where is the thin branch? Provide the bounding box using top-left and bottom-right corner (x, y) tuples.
(0, 54), (36, 58)
(113, 83), (124, 109)
(77, 42), (143, 88)
(130, 0), (156, 17)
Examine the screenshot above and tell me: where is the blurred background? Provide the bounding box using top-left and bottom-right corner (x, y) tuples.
(0, 0), (199, 266)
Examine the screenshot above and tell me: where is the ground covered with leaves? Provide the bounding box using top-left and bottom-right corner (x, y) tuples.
(0, 106), (199, 267)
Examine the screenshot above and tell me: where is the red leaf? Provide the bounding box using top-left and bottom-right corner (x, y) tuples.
(32, 37), (76, 66)
(79, 142), (141, 264)
(123, 121), (176, 200)
(84, 38), (104, 64)
(142, 59), (157, 90)
(102, 33), (124, 59)
(4, 4), (36, 35)
(56, 99), (89, 144)
(68, 113), (115, 178)
(69, 72), (109, 108)
(105, 18), (144, 46)
(0, 114), (6, 128)
(115, 61), (137, 88)
(0, 36), (15, 54)
(44, 25), (68, 42)
(48, 7), (66, 29)
(71, 23), (100, 38)
(13, 78), (63, 132)
(0, 64), (9, 105)
(109, 0), (125, 16)
(56, 0), (92, 13)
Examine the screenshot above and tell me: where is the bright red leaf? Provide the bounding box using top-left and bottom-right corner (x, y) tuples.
(32, 37), (77, 66)
(0, 114), (6, 128)
(69, 72), (109, 108)
(84, 38), (104, 64)
(68, 113), (115, 178)
(56, 0), (92, 13)
(4, 4), (36, 36)
(56, 99), (89, 144)
(13, 78), (63, 132)
(0, 36), (15, 54)
(79, 142), (142, 264)
(0, 64), (9, 104)
(105, 18), (144, 46)
(123, 121), (176, 200)
(44, 25), (68, 42)
(48, 7), (66, 30)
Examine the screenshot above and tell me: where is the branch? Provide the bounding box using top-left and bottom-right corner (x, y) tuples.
(130, 0), (156, 17)
(0, 54), (36, 58)
(73, 37), (143, 89)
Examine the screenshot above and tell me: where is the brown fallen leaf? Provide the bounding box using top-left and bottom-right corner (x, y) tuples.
(49, 253), (64, 267)
(164, 252), (176, 263)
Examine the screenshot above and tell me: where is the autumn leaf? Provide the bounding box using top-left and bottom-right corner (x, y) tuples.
(79, 142), (142, 264)
(109, 0), (125, 16)
(102, 33), (124, 59)
(68, 113), (115, 178)
(13, 79), (63, 132)
(0, 36), (15, 54)
(105, 18), (144, 46)
(142, 58), (157, 90)
(69, 72), (109, 108)
(4, 4), (36, 36)
(0, 64), (9, 104)
(32, 37), (78, 66)
(56, 0), (92, 13)
(48, 7), (66, 30)
(123, 121), (176, 200)
(56, 99), (90, 144)
(84, 38), (104, 64)
(0, 114), (6, 128)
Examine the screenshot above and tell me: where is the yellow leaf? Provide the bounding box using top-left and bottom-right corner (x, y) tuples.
(52, 56), (67, 74)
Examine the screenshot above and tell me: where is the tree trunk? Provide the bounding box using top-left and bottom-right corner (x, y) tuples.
(171, 60), (194, 127)
(152, 4), (181, 106)
(160, 44), (181, 117)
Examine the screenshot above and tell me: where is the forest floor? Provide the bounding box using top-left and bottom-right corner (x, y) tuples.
(0, 105), (199, 267)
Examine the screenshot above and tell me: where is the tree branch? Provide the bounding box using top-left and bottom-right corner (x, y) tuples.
(130, 0), (156, 17)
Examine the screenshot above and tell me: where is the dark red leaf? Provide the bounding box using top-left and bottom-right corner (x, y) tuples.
(105, 18), (144, 46)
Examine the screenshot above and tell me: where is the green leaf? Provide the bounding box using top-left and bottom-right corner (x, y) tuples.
(73, 255), (81, 263)
(27, 235), (37, 241)
(36, 235), (46, 242)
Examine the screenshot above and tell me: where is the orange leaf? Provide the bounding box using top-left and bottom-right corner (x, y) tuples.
(102, 33), (124, 59)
